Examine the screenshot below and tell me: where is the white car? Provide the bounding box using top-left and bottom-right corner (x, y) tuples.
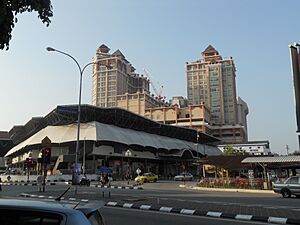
(174, 172), (193, 181)
(0, 198), (105, 225)
(273, 176), (300, 198)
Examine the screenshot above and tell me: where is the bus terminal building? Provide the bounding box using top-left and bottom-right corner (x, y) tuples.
(4, 105), (221, 178)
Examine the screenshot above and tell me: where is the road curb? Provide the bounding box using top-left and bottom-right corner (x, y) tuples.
(90, 184), (143, 190)
(1, 182), (56, 186)
(105, 201), (300, 225)
(181, 185), (275, 194)
(19, 193), (89, 203)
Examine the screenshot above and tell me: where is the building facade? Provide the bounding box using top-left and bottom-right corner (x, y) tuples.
(210, 124), (247, 144)
(144, 103), (211, 134)
(217, 141), (271, 155)
(237, 97), (249, 139)
(169, 96), (189, 108)
(186, 45), (249, 143)
(0, 131), (13, 168)
(186, 45), (238, 125)
(92, 44), (249, 144)
(116, 92), (166, 115)
(92, 44), (150, 108)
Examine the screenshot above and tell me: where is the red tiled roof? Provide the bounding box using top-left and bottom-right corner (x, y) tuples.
(203, 155), (250, 170)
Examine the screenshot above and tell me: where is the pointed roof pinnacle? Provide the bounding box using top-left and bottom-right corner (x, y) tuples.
(202, 45), (218, 54)
(112, 49), (125, 58)
(98, 44), (110, 53)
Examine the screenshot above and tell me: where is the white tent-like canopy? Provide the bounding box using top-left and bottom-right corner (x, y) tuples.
(5, 121), (221, 157)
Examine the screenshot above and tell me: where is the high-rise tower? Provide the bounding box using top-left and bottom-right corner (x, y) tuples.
(92, 44), (150, 108)
(186, 45), (238, 125)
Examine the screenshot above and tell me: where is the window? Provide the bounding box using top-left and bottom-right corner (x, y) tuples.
(0, 210), (63, 225)
(287, 177), (299, 184)
(88, 210), (104, 225)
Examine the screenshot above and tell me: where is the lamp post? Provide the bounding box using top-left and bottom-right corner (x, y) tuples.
(196, 132), (200, 180)
(125, 149), (132, 184)
(46, 47), (109, 193)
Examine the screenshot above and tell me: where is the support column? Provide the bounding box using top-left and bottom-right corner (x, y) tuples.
(121, 157), (124, 178)
(92, 155), (96, 172)
(144, 159), (147, 173)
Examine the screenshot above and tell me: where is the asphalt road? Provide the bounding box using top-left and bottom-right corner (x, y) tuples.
(100, 207), (269, 225)
(1, 181), (300, 209)
(1, 181), (300, 224)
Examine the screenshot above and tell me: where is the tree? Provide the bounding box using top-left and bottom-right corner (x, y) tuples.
(290, 150), (300, 155)
(223, 145), (247, 156)
(0, 0), (53, 50)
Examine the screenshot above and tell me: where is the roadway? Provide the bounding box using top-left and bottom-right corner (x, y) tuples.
(100, 207), (268, 225)
(1, 181), (300, 224)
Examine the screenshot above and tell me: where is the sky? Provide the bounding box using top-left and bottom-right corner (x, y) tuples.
(1, 0), (300, 155)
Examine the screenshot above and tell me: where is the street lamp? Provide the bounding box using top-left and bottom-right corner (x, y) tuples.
(46, 47), (104, 193)
(195, 132), (206, 179)
(125, 149), (132, 184)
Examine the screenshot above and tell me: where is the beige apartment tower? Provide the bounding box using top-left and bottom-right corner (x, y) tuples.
(92, 44), (150, 108)
(186, 45), (238, 125)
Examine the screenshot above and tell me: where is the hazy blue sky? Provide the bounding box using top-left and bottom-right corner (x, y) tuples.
(1, 0), (299, 154)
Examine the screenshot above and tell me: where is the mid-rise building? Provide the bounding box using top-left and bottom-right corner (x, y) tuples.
(116, 92), (166, 115)
(210, 124), (247, 144)
(186, 45), (238, 125)
(144, 103), (211, 134)
(217, 141), (271, 155)
(237, 97), (249, 138)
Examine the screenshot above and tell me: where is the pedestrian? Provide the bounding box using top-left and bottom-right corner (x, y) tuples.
(126, 171), (130, 185)
(0, 177), (2, 191)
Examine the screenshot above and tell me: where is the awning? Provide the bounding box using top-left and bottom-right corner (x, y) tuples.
(241, 156), (300, 163)
(5, 121), (222, 157)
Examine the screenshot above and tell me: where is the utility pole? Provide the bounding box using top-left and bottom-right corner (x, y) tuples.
(286, 145), (290, 156)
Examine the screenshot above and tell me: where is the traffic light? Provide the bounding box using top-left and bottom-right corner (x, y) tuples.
(44, 147), (51, 164)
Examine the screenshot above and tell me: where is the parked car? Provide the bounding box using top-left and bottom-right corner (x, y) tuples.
(0, 198), (105, 225)
(174, 172), (193, 181)
(273, 176), (300, 198)
(134, 173), (158, 183)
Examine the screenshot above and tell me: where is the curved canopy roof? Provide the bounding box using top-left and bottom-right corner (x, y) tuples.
(9, 104), (219, 146)
(5, 121), (221, 157)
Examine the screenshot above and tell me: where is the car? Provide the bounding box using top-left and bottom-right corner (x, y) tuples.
(273, 176), (300, 198)
(0, 197), (105, 225)
(134, 173), (158, 183)
(174, 172), (193, 181)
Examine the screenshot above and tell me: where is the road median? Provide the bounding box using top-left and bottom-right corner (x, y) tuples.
(180, 184), (275, 194)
